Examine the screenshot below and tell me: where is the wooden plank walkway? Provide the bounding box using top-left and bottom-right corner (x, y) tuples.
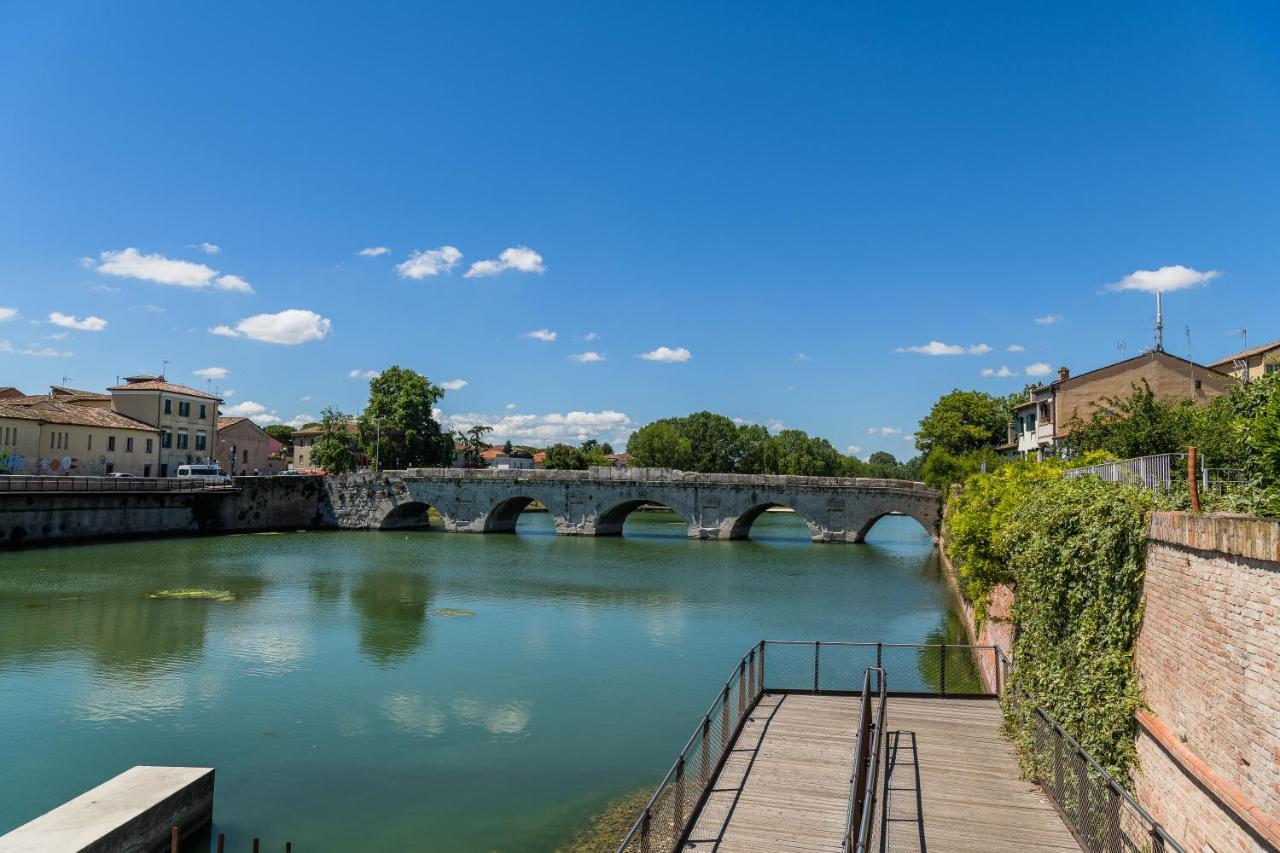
(682, 694), (1079, 852)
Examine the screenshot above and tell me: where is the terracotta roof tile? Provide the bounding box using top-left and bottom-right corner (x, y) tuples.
(0, 400), (160, 431)
(107, 379), (220, 400)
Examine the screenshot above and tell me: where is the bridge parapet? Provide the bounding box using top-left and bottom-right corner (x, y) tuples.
(326, 468), (940, 544)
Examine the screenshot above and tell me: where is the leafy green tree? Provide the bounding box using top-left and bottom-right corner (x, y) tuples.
(541, 443), (586, 470)
(502, 439), (513, 455)
(626, 419), (694, 468)
(577, 439), (612, 468)
(682, 411), (743, 472)
(456, 425), (493, 468)
(735, 424), (777, 474)
(356, 366), (451, 469)
(916, 390), (1009, 457)
(769, 430), (843, 476)
(264, 424), (296, 451)
(312, 407), (357, 474)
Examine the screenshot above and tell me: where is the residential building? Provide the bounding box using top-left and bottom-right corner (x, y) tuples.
(0, 400), (160, 476)
(1207, 339), (1280, 382)
(1001, 349), (1234, 459)
(481, 447), (536, 469)
(107, 376), (220, 477)
(0, 387), (25, 400)
(605, 452), (633, 467)
(49, 386), (113, 408)
(215, 417), (281, 475)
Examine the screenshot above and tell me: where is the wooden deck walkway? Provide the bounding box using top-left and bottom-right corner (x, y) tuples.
(682, 694), (1079, 852)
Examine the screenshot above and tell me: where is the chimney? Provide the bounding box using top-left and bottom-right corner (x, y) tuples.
(1057, 366), (1070, 383)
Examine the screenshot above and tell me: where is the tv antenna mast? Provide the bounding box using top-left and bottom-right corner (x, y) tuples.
(1153, 291), (1165, 352)
(1228, 327), (1248, 382)
(1187, 326), (1197, 390)
(1116, 340), (1126, 356)
(161, 359), (172, 380)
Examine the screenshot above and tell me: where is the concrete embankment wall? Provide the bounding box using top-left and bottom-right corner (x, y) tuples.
(0, 477), (334, 547)
(1132, 512), (1280, 852)
(940, 510), (1280, 851)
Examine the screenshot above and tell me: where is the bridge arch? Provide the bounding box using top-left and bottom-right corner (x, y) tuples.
(377, 500), (437, 530)
(853, 509), (939, 543)
(725, 502), (821, 541)
(592, 496), (694, 537)
(480, 493), (565, 534)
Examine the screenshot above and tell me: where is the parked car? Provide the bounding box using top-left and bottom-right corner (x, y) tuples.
(276, 470), (304, 476)
(175, 464), (232, 485)
(106, 472), (135, 478)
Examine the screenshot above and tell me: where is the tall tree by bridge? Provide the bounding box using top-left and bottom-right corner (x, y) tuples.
(356, 366), (453, 469)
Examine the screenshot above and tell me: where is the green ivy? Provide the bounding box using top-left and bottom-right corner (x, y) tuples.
(1000, 476), (1153, 779)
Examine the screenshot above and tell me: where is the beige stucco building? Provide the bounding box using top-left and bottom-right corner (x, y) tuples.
(1207, 339), (1280, 382)
(215, 417), (281, 475)
(0, 400), (161, 476)
(108, 376), (221, 477)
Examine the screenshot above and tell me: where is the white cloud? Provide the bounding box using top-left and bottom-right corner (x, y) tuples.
(209, 309), (331, 345)
(440, 379), (468, 391)
(1025, 363), (1053, 377)
(584, 332), (599, 341)
(1034, 314), (1063, 325)
(90, 284), (119, 294)
(138, 304), (166, 314)
(395, 246), (462, 279)
(981, 366), (1015, 378)
(894, 341), (990, 356)
(570, 351), (605, 363)
(223, 389), (236, 398)
(44, 332), (69, 340)
(903, 434), (916, 443)
(505, 402), (516, 410)
(0, 340), (73, 358)
(95, 248), (218, 287)
(639, 346), (691, 362)
(464, 246), (545, 278)
(438, 409), (632, 445)
(222, 401), (269, 417)
(48, 312), (107, 331)
(251, 414), (281, 425)
(284, 414), (315, 428)
(1006, 344), (1025, 352)
(358, 247), (391, 257)
(793, 352), (812, 362)
(190, 242), (221, 255)
(1107, 265), (1220, 293)
(300, 395), (312, 402)
(845, 445), (863, 455)
(0, 308), (16, 322)
(214, 274), (254, 294)
(194, 367), (229, 379)
(348, 369), (380, 380)
(866, 426), (902, 436)
(525, 328), (557, 342)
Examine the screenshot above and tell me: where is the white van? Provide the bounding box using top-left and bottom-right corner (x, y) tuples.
(175, 464), (232, 485)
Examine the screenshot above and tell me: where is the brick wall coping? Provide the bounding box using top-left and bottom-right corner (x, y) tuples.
(1137, 710), (1280, 848)
(1148, 511), (1280, 562)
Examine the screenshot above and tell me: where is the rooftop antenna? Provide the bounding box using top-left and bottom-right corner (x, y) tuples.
(1187, 325), (1197, 390)
(1154, 291), (1164, 352)
(1116, 340), (1126, 356)
(60, 375), (73, 386)
(1228, 327), (1248, 382)
(161, 359), (172, 380)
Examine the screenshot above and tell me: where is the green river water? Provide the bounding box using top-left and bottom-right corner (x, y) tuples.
(0, 511), (968, 851)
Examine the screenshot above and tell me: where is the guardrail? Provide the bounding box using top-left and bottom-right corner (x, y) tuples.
(843, 667), (886, 853)
(1065, 453), (1186, 490)
(997, 648), (1184, 853)
(0, 476), (235, 493)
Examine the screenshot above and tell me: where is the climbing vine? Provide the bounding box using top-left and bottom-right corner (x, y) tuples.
(1000, 476), (1154, 779)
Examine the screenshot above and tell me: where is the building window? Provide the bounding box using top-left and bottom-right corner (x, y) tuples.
(107, 436), (116, 452)
(144, 464), (152, 477)
(164, 398), (172, 415)
(1266, 361), (1279, 375)
(177, 431), (189, 450)
(179, 401), (191, 417)
(87, 434), (93, 451)
(195, 431), (207, 451)
(242, 449), (248, 463)
(50, 432), (56, 449)
(161, 431), (172, 449)
(126, 437), (134, 453)
(146, 438), (154, 453)
(199, 404), (207, 420)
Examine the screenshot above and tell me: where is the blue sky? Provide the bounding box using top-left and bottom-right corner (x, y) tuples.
(2, 2), (1277, 456)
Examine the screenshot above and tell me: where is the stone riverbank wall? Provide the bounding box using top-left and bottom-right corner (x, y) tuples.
(0, 476), (333, 547)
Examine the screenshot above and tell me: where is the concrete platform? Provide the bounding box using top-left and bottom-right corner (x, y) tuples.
(0, 766), (214, 853)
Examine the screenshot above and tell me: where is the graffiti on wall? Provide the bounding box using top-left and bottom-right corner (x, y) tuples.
(37, 456), (77, 475)
(0, 450), (27, 473)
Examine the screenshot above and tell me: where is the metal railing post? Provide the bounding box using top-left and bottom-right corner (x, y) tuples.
(700, 716), (710, 782)
(640, 808), (651, 853)
(876, 641), (882, 671)
(814, 640), (821, 693)
(939, 644), (946, 697)
(748, 649), (756, 699)
(721, 685), (730, 752)
(737, 659), (746, 719)
(673, 756), (684, 836)
(758, 641), (765, 694)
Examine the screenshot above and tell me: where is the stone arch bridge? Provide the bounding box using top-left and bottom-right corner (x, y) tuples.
(326, 468), (941, 544)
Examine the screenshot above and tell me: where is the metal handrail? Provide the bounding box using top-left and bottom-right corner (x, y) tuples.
(841, 667), (886, 852)
(0, 475), (235, 493)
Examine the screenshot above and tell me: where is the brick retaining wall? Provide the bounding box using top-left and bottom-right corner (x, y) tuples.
(1133, 512), (1280, 852)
